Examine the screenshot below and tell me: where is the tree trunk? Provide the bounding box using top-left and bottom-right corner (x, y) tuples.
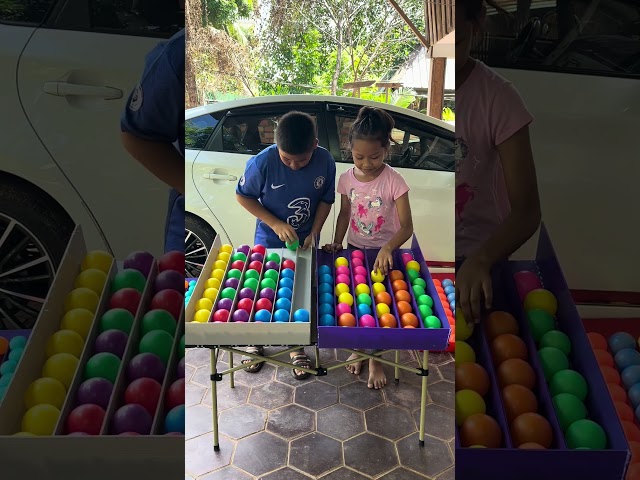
(185, 0), (201, 108)
(331, 25), (343, 95)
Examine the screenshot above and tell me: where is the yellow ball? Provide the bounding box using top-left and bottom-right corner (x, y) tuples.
(372, 283), (386, 295)
(524, 289), (557, 316)
(203, 288), (219, 302)
(371, 270), (385, 283)
(60, 308), (94, 340)
(335, 257), (349, 268)
(42, 353), (78, 390)
(338, 292), (354, 306)
(81, 250), (113, 274)
(406, 260), (421, 272)
(22, 404), (60, 436)
(355, 284), (371, 296)
(196, 298), (214, 311)
(64, 288), (99, 313)
(45, 330), (84, 359)
(455, 341), (476, 364)
(194, 309), (211, 323)
(211, 269), (225, 281)
(217, 251), (231, 263)
(206, 277), (221, 290)
(74, 268), (108, 295)
(376, 303), (390, 316)
(335, 283), (350, 296)
(213, 260), (227, 271)
(455, 389), (486, 426)
(220, 244), (233, 254)
(24, 377), (67, 410)
(456, 310), (474, 341)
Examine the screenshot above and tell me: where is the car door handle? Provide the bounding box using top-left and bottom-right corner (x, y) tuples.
(43, 82), (123, 100)
(204, 173), (237, 181)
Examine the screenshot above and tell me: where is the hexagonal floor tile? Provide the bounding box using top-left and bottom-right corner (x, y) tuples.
(319, 467), (371, 480)
(428, 365), (445, 383)
(185, 432), (234, 477)
(186, 382), (206, 407)
(339, 382), (384, 411)
(186, 348), (214, 368)
(202, 381), (251, 411)
(437, 467), (455, 480)
(275, 365), (317, 387)
(289, 432), (343, 477)
(218, 404), (267, 439)
(318, 362), (360, 387)
(318, 348), (337, 363)
(317, 404), (364, 441)
(295, 381), (338, 410)
(191, 365), (214, 387)
(267, 404), (315, 439)
(186, 475), (194, 480)
(233, 363), (276, 387)
(381, 363), (432, 388)
(201, 466), (253, 480)
(234, 432), (288, 477)
(260, 467), (313, 479)
(448, 438), (454, 455)
(397, 433), (453, 478)
(186, 404), (213, 439)
(365, 404), (416, 440)
(344, 433), (398, 477)
(185, 364), (195, 381)
(380, 350), (417, 365)
(384, 380), (425, 409)
(426, 351), (453, 365)
(438, 361), (454, 382)
(378, 467), (430, 479)
(427, 380), (454, 409)
(413, 403), (454, 441)
(249, 381), (294, 410)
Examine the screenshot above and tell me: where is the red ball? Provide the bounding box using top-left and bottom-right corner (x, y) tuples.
(255, 298), (272, 311)
(159, 251), (184, 273)
(166, 378), (185, 410)
(66, 404), (106, 435)
(124, 377), (162, 415)
(231, 260), (245, 270)
(109, 288), (142, 315)
(248, 261), (263, 273)
(150, 289), (183, 320)
(237, 298), (253, 313)
(213, 309), (230, 322)
(282, 259), (296, 271)
(252, 245), (266, 255)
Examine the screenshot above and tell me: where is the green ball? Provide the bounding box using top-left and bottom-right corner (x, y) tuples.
(424, 315), (441, 328)
(232, 252), (247, 262)
(179, 334), (185, 358)
(527, 309), (556, 343)
(418, 304), (433, 319)
(540, 330), (571, 356)
(264, 270), (279, 282)
(141, 310), (177, 336)
(227, 269), (242, 280)
(85, 352), (121, 383)
(550, 369), (588, 401)
(261, 278), (276, 290)
(357, 293), (372, 306)
(266, 252), (281, 264)
(244, 278), (259, 292)
(244, 270), (260, 281)
(139, 330), (173, 365)
(407, 269), (420, 282)
(112, 269), (147, 293)
(412, 278), (427, 289)
(552, 393), (587, 431)
(100, 308), (134, 334)
(221, 287), (236, 299)
(286, 240), (299, 250)
(418, 295), (434, 308)
(566, 419), (607, 449)
(413, 285), (426, 298)
(538, 347), (569, 381)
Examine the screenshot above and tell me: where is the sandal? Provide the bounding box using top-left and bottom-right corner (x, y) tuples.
(242, 346), (265, 373)
(291, 353), (312, 380)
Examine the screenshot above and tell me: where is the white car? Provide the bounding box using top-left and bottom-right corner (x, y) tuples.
(0, 2), (183, 328)
(185, 95), (455, 278)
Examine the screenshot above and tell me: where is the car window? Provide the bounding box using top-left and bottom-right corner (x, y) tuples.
(185, 113), (223, 150)
(88, 0), (183, 37)
(0, 0), (56, 25)
(335, 114), (455, 172)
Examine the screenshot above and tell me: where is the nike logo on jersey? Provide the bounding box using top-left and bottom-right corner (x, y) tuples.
(271, 184), (285, 189)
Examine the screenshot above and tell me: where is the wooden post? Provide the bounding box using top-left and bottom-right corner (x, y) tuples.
(375, 82), (403, 104)
(427, 57), (446, 119)
(343, 80), (376, 99)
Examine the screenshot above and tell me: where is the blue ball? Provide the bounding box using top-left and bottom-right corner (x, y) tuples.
(274, 309), (290, 323)
(319, 293), (333, 305)
(275, 297), (292, 312)
(280, 277), (294, 290)
(8, 348), (23, 362)
(318, 265), (331, 276)
(293, 309), (310, 322)
(450, 300), (455, 309)
(447, 292), (456, 303)
(9, 336), (27, 350)
(281, 268), (295, 280)
(444, 285), (455, 295)
(357, 303), (372, 317)
(442, 279), (454, 288)
(609, 332), (636, 354)
(319, 314), (335, 326)
(279, 287), (294, 301)
(319, 283), (332, 295)
(321, 274), (334, 285)
(164, 404), (185, 434)
(622, 365), (640, 390)
(629, 383), (640, 409)
(615, 348), (640, 371)
(254, 310), (272, 323)
(0, 360), (17, 376)
(0, 372), (13, 387)
(319, 303), (333, 316)
(189, 280), (197, 287)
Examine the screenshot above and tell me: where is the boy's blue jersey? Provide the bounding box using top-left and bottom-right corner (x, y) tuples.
(236, 144), (336, 247)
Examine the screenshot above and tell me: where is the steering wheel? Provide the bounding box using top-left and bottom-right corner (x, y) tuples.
(508, 18), (543, 62)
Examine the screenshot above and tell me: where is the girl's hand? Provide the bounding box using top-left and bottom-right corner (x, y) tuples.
(373, 246), (393, 275)
(302, 234), (315, 251)
(272, 221), (298, 244)
(323, 243), (343, 253)
(456, 255), (493, 326)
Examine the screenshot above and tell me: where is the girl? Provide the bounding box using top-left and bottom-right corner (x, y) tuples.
(324, 106), (414, 389)
(456, 0), (542, 326)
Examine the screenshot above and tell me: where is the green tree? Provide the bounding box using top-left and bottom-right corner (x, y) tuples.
(206, 0), (252, 29)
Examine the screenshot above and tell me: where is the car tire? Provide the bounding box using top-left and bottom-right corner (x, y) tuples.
(185, 213), (216, 279)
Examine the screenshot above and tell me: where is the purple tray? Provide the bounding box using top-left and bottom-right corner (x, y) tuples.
(456, 224), (629, 480)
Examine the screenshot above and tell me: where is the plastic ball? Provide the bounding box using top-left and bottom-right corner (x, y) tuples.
(59, 309), (93, 341)
(418, 294), (434, 308)
(351, 250), (365, 260)
(293, 309), (310, 323)
(338, 313), (356, 327)
(355, 274), (367, 285)
(371, 283), (386, 295)
(275, 297), (292, 312)
(210, 269), (225, 282)
(82, 250), (113, 274)
(513, 270), (543, 299)
(0, 372), (13, 387)
(256, 298), (273, 311)
(455, 341), (476, 364)
(319, 283), (332, 296)
(371, 270), (385, 283)
(460, 414), (502, 448)
(0, 360), (16, 376)
(24, 377), (66, 410)
(502, 384), (538, 422)
(248, 261), (263, 273)
(42, 353), (79, 389)
(538, 347), (569, 381)
(336, 303), (351, 316)
(150, 289), (183, 320)
(8, 347), (24, 362)
(587, 332), (608, 350)
(65, 287), (100, 313)
(194, 309), (211, 323)
(280, 277), (294, 290)
(224, 278), (240, 290)
(375, 303), (390, 317)
(123, 251), (155, 277)
(566, 419), (607, 449)
(418, 305), (434, 320)
(159, 251), (184, 273)
(165, 404), (185, 434)
(338, 292), (354, 306)
(491, 334), (528, 366)
(318, 265), (331, 276)
(281, 268), (295, 280)
(496, 358), (536, 390)
(379, 313), (397, 328)
(125, 377), (162, 415)
(112, 404), (152, 435)
(616, 348), (640, 371)
(455, 362), (489, 396)
(335, 283), (350, 296)
(553, 393), (587, 431)
(95, 329), (129, 358)
(550, 369), (588, 401)
(357, 293), (372, 307)
(108, 288), (142, 316)
(217, 251), (231, 263)
(45, 330), (84, 359)
(511, 412), (553, 448)
(608, 332), (637, 354)
(424, 316), (441, 328)
(85, 352), (121, 383)
(594, 349), (614, 368)
(232, 309), (250, 322)
(203, 288), (219, 302)
(600, 365), (621, 385)
(67, 404), (105, 435)
(359, 314), (376, 328)
(112, 269), (147, 293)
(319, 293), (333, 305)
(254, 310), (271, 323)
(623, 365), (640, 390)
(282, 259), (296, 271)
(177, 357), (185, 378)
(22, 404), (60, 435)
(127, 353), (165, 383)
(166, 378), (185, 410)
(540, 330), (571, 356)
(485, 311), (519, 342)
(354, 284), (370, 296)
(75, 268), (108, 295)
(319, 314), (335, 326)
(139, 330), (174, 365)
(629, 383), (640, 408)
(335, 257), (349, 268)
(99, 309), (133, 334)
(524, 289), (558, 316)
(77, 377), (113, 409)
(243, 279), (259, 293)
(274, 309), (290, 322)
(250, 252), (264, 263)
(205, 278), (221, 290)
(455, 389), (486, 426)
(357, 303), (372, 317)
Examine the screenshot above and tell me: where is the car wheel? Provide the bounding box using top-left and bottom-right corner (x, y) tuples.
(185, 213), (216, 279)
(0, 182), (74, 329)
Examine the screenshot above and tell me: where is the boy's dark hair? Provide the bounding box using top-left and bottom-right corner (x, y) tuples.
(276, 111), (317, 155)
(460, 0), (485, 20)
(349, 106), (395, 149)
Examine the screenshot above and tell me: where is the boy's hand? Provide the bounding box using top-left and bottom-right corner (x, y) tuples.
(373, 245), (393, 276)
(456, 255), (493, 327)
(323, 243), (343, 253)
(272, 221), (298, 244)
(302, 235), (315, 251)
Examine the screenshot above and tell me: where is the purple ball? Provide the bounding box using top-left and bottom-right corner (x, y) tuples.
(77, 378), (113, 409)
(237, 245), (251, 255)
(239, 288), (254, 300)
(155, 269), (184, 293)
(260, 288), (275, 301)
(250, 253), (264, 263)
(112, 404), (152, 435)
(123, 251), (155, 278)
(265, 261), (279, 271)
(127, 353), (166, 383)
(224, 277), (240, 289)
(232, 309), (250, 322)
(217, 298), (233, 311)
(177, 357), (185, 379)
(95, 329), (129, 358)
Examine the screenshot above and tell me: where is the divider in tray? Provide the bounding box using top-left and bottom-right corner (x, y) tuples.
(208, 246), (246, 323)
(185, 235), (223, 320)
(349, 247), (381, 328)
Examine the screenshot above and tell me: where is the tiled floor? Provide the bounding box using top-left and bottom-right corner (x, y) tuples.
(185, 347), (454, 480)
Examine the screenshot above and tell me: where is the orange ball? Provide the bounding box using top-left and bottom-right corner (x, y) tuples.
(601, 365), (621, 385)
(455, 362), (490, 396)
(587, 332), (608, 350)
(617, 402), (636, 423)
(491, 334), (528, 366)
(404, 325), (416, 329)
(519, 442), (545, 449)
(502, 384), (538, 422)
(338, 313), (356, 327)
(444, 307), (453, 316)
(435, 286), (444, 294)
(389, 270), (404, 282)
(608, 383), (628, 403)
(485, 311), (519, 342)
(401, 313), (419, 328)
(432, 279), (442, 287)
(447, 315), (455, 325)
(450, 324), (456, 334)
(594, 349), (614, 368)
(379, 313), (397, 328)
(496, 358), (536, 390)
(460, 414), (502, 448)
(438, 293), (447, 303)
(629, 441), (640, 465)
(397, 301), (412, 316)
(0, 337), (8, 355)
(622, 421), (640, 442)
(627, 463), (640, 480)
(511, 412), (553, 448)
(395, 290), (412, 303)
(375, 292), (393, 306)
(450, 333), (456, 343)
(392, 280), (408, 293)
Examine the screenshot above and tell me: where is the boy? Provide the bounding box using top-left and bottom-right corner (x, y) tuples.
(236, 111), (336, 379)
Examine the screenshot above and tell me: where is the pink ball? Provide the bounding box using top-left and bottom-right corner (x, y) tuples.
(355, 274), (367, 285)
(336, 266), (350, 277)
(402, 253), (414, 264)
(336, 274), (350, 285)
(352, 258), (364, 268)
(514, 270), (543, 300)
(336, 303), (351, 316)
(351, 250), (365, 260)
(359, 314), (376, 328)
(354, 266), (367, 277)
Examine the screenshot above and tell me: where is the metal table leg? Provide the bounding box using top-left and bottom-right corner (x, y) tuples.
(394, 350), (400, 382)
(419, 350), (428, 446)
(210, 348), (220, 451)
(229, 351), (234, 389)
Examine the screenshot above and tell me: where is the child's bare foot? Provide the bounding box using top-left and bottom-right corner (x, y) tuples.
(346, 353), (363, 375)
(368, 359), (386, 389)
